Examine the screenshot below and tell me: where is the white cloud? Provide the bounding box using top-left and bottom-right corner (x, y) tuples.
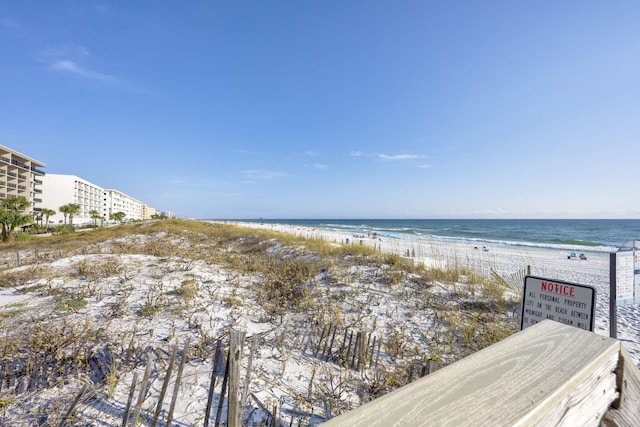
(351, 150), (426, 161)
(49, 60), (117, 82)
(377, 153), (425, 160)
(313, 163), (328, 170)
(36, 43), (120, 84)
(37, 44), (90, 60)
(241, 169), (288, 180)
(0, 17), (24, 35)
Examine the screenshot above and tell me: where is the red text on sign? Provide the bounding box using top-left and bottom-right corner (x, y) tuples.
(540, 281), (575, 297)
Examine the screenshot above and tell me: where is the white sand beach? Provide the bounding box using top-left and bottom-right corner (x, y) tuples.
(230, 221), (640, 367)
(0, 220), (637, 426)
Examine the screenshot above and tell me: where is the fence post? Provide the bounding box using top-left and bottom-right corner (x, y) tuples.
(228, 329), (246, 427)
(240, 336), (257, 420)
(351, 333), (360, 369)
(357, 331), (366, 372)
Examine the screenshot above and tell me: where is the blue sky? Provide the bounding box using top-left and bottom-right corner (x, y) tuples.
(2, 1), (639, 219)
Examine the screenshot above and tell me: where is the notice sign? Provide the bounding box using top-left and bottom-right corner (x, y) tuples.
(521, 276), (596, 332)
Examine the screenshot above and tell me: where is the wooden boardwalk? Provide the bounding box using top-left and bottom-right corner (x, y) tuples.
(321, 320), (640, 426)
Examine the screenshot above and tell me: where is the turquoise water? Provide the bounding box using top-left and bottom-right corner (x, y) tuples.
(231, 219), (640, 253)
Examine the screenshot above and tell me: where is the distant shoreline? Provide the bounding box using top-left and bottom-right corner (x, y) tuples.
(211, 218), (638, 254)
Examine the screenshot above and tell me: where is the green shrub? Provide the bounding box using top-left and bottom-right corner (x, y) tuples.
(57, 298), (88, 312)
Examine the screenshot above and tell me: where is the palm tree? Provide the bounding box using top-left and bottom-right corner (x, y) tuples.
(1, 196), (30, 211)
(0, 196), (33, 241)
(41, 208), (56, 230)
(66, 203), (81, 227)
(110, 211), (126, 222)
(0, 209), (32, 241)
(89, 209), (103, 227)
(59, 204), (70, 225)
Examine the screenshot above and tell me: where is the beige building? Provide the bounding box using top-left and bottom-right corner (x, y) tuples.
(0, 144), (46, 217)
(142, 204), (158, 220)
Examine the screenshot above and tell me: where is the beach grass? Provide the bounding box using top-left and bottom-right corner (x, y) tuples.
(0, 219), (519, 424)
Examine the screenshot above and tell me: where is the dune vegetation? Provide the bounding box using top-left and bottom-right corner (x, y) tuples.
(0, 219), (519, 425)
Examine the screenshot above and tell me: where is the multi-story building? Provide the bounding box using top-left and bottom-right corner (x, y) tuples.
(142, 204), (158, 220)
(0, 144), (46, 217)
(102, 189), (143, 221)
(42, 175), (149, 225)
(40, 174), (104, 225)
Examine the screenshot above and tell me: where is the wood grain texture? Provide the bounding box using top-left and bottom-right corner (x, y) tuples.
(603, 346), (640, 427)
(321, 320), (622, 427)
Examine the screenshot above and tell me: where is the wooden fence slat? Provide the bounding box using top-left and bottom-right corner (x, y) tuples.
(166, 338), (190, 427)
(204, 340), (223, 427)
(339, 328), (349, 360)
(369, 336), (376, 368)
(58, 384), (88, 427)
(121, 372), (138, 427)
(314, 325), (328, 357)
(327, 326), (338, 359)
(351, 332), (361, 369)
(214, 351), (230, 427)
(132, 352), (155, 426)
(321, 324), (333, 358)
(344, 331), (354, 367)
(240, 336), (257, 423)
(357, 332), (366, 372)
(151, 343), (178, 427)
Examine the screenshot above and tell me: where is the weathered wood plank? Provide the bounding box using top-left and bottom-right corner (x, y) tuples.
(321, 320), (623, 427)
(228, 329), (246, 427)
(603, 346), (640, 427)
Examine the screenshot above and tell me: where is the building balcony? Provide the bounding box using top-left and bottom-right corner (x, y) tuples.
(11, 159), (29, 169)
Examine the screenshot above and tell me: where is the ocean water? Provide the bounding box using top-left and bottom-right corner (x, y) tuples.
(236, 219), (640, 253)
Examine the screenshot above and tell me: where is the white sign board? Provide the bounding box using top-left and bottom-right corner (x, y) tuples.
(616, 249), (635, 305)
(521, 276), (596, 332)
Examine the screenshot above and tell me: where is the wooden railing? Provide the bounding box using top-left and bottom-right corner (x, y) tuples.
(321, 320), (640, 426)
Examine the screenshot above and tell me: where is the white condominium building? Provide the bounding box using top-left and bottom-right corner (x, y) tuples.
(0, 144), (46, 217)
(40, 174), (104, 225)
(41, 175), (146, 225)
(102, 188), (143, 222)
